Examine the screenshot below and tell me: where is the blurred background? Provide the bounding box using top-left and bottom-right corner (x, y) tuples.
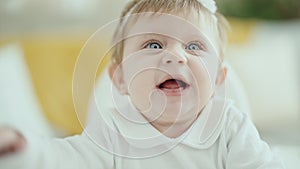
(0, 0), (299, 168)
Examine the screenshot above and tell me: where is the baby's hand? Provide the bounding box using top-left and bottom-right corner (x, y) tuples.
(0, 128), (26, 156)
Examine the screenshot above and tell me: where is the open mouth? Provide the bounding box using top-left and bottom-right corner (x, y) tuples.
(156, 78), (190, 94)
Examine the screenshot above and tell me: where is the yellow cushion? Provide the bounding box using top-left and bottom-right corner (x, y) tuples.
(21, 35), (109, 135)
(23, 37), (82, 134)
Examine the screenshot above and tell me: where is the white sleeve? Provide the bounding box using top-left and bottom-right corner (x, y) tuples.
(225, 109), (286, 169)
(0, 131), (114, 169)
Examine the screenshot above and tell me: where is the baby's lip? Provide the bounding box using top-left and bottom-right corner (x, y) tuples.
(156, 74), (190, 88)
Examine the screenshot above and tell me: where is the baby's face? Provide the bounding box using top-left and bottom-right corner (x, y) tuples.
(112, 11), (224, 125)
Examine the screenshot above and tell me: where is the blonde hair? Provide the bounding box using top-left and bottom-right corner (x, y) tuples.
(111, 0), (229, 65)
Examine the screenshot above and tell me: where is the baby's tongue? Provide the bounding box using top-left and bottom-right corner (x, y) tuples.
(161, 80), (180, 89)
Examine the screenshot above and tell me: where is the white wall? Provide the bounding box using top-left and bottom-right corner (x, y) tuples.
(226, 21), (300, 143)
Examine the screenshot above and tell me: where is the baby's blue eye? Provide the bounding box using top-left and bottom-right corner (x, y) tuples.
(145, 42), (162, 49)
(186, 43), (202, 50)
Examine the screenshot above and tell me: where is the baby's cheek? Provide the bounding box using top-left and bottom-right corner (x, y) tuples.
(127, 71), (155, 110)
(189, 58), (212, 83)
(188, 58), (215, 98)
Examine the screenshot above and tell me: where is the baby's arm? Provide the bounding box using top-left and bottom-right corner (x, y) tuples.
(224, 109), (285, 169)
(0, 127), (114, 169)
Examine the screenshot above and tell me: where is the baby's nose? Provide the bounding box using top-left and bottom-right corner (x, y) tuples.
(162, 54), (187, 64)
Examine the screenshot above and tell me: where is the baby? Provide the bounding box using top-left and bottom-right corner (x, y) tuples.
(0, 0), (285, 168)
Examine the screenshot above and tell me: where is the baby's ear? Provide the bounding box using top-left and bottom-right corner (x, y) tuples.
(109, 64), (128, 95)
(215, 66), (227, 86)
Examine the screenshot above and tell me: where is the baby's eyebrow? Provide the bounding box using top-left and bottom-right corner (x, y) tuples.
(183, 33), (208, 41)
(135, 33), (167, 42)
(134, 33), (210, 46)
(183, 34), (212, 45)
(140, 33), (165, 38)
